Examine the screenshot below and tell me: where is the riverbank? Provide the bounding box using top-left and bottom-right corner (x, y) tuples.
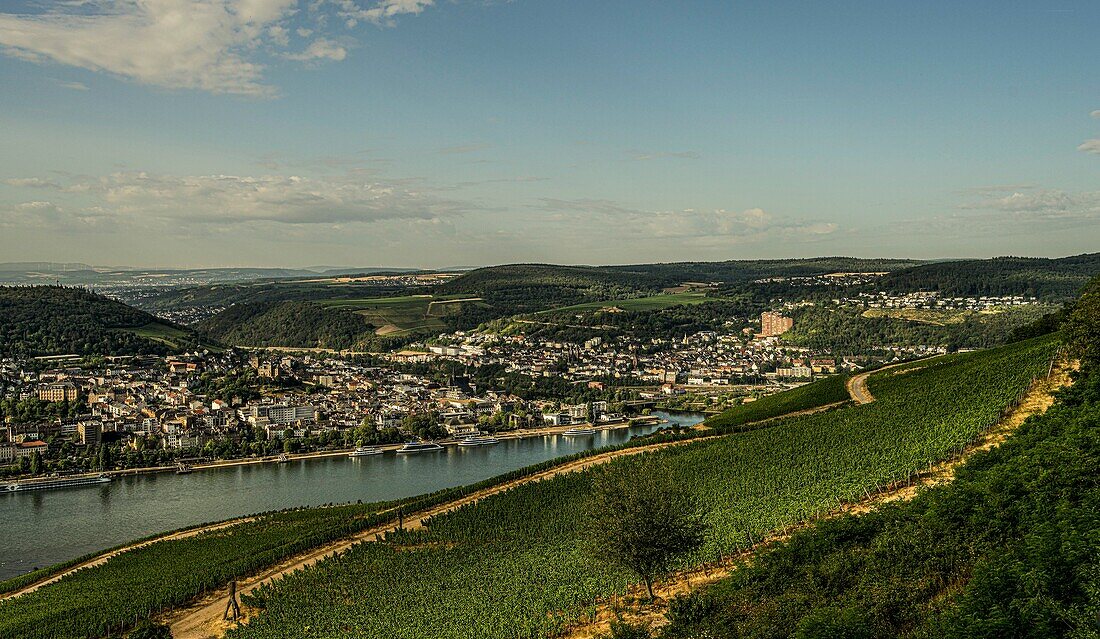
(1, 416), (665, 489)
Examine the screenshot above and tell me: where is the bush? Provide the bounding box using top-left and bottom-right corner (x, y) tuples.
(606, 620), (651, 639)
(126, 619), (172, 639)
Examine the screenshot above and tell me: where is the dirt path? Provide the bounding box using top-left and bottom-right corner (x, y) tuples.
(164, 437), (703, 639)
(0, 517), (256, 602)
(846, 357), (936, 405)
(557, 359), (1075, 639)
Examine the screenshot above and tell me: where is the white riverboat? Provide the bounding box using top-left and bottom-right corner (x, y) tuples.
(457, 436), (500, 447)
(348, 446), (383, 458)
(396, 441), (445, 454)
(3, 474), (112, 493)
(561, 427), (598, 436)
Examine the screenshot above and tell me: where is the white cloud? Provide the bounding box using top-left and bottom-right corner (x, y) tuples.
(284, 37), (347, 61)
(0, 0), (444, 96)
(335, 0), (434, 27)
(0, 0), (297, 97)
(1, 171), (471, 226)
(51, 79), (89, 91)
(4, 177), (62, 188)
(1079, 139), (1100, 154)
(962, 187), (1100, 223)
(1091, 110), (1100, 119)
(536, 198), (837, 241)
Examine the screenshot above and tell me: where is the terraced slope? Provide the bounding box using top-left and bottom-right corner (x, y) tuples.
(227, 337), (1057, 639)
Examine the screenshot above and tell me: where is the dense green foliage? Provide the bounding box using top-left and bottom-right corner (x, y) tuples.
(704, 373), (852, 432)
(785, 304), (1054, 353)
(227, 337), (1055, 639)
(197, 301), (377, 350)
(880, 253), (1100, 299)
(1064, 275), (1100, 368)
(0, 395), (84, 425)
(587, 459), (708, 600)
(0, 286), (205, 356)
(660, 363), (1099, 639)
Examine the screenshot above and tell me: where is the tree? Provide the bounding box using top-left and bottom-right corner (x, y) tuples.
(586, 459), (708, 601)
(97, 445), (112, 470)
(1064, 277), (1100, 367)
(29, 451), (42, 476)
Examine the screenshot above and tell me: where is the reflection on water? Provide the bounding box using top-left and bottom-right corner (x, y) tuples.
(0, 411), (702, 580)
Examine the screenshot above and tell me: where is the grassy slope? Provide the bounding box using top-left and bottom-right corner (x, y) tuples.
(229, 337), (1057, 639)
(704, 374), (853, 432)
(661, 354), (1095, 639)
(542, 292), (719, 314)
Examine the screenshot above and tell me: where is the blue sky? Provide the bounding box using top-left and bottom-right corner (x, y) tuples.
(0, 0), (1097, 268)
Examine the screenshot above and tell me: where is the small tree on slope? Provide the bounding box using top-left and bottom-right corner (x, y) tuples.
(586, 457), (708, 601)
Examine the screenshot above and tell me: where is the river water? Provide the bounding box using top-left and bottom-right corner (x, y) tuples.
(0, 411), (703, 580)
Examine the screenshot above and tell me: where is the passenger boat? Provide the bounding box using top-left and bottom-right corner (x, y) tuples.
(457, 436), (500, 447)
(348, 446), (383, 458)
(396, 441), (444, 454)
(562, 427), (598, 436)
(3, 473), (111, 493)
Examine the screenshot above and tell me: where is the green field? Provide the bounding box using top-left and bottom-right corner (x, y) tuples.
(119, 322), (218, 350)
(317, 295), (486, 336)
(227, 336), (1057, 639)
(544, 291), (720, 314)
(704, 373), (853, 432)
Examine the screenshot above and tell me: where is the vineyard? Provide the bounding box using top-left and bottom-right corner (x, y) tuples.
(0, 430), (701, 639)
(703, 372), (852, 432)
(228, 336), (1058, 639)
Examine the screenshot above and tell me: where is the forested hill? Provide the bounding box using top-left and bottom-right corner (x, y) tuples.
(881, 253), (1100, 299)
(195, 301), (378, 351)
(0, 286), (208, 357)
(440, 259), (924, 296)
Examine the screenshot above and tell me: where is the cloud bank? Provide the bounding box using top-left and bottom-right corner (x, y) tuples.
(0, 0), (439, 96)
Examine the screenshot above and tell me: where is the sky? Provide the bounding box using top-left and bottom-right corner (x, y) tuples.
(0, 0), (1097, 269)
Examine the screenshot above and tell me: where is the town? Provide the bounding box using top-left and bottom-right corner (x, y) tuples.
(0, 294), (982, 479)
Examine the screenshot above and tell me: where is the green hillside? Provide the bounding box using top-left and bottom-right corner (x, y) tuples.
(880, 253), (1100, 299)
(226, 337), (1057, 639)
(196, 301), (379, 350)
(0, 333), (1062, 639)
(0, 286), (209, 356)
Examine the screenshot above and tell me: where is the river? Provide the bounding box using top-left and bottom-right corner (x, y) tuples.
(0, 411), (703, 581)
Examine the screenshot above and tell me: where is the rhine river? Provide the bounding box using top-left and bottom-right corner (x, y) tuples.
(0, 411), (703, 580)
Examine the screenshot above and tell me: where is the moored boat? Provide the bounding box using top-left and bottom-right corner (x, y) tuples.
(348, 446), (383, 458)
(562, 427), (598, 436)
(175, 463), (194, 475)
(396, 441), (444, 454)
(457, 436), (499, 447)
(3, 473), (111, 493)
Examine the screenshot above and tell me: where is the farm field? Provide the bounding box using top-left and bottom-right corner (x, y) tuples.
(120, 322), (220, 351)
(703, 372), (853, 432)
(227, 336), (1058, 639)
(544, 291), (720, 314)
(0, 501), (411, 639)
(318, 294), (487, 336)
